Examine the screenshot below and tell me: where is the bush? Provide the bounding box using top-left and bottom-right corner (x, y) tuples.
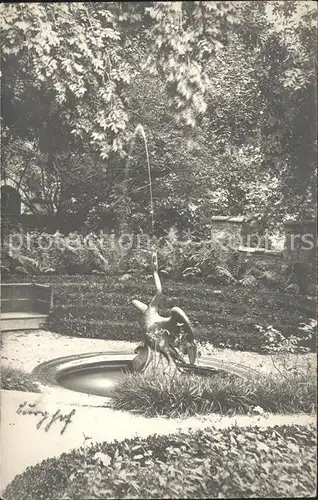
(258, 323), (316, 354)
(2, 227), (313, 295)
(4, 424), (316, 499)
(1, 231), (115, 275)
(112, 369), (316, 417)
(0, 366), (41, 393)
(1, 230), (244, 281)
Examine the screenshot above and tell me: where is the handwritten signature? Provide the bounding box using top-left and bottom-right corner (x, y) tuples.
(16, 402), (76, 435)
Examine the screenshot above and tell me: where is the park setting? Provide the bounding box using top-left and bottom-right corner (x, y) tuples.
(0, 2), (317, 499)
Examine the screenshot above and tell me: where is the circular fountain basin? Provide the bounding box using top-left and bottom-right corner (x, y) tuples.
(33, 351), (261, 403)
(32, 352), (135, 401)
(59, 364), (130, 397)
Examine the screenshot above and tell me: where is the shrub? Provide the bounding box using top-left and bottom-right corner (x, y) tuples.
(2, 229), (244, 281)
(112, 368), (316, 417)
(1, 226), (311, 296)
(1, 231), (113, 275)
(257, 324), (316, 354)
(4, 424), (316, 500)
(0, 366), (41, 393)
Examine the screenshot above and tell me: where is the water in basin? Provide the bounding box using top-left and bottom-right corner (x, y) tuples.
(58, 366), (127, 397)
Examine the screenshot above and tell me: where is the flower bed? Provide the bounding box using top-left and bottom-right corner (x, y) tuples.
(2, 274), (316, 352)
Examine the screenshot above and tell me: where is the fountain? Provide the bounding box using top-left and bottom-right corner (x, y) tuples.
(124, 124), (198, 375)
(32, 350), (259, 402)
(32, 125), (260, 401)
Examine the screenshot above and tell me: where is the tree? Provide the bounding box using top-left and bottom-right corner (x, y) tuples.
(144, 1), (316, 224)
(1, 1), (316, 234)
(1, 2), (142, 229)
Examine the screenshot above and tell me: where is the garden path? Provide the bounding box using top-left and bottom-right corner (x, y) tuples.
(1, 330), (316, 493)
(1, 388), (315, 493)
(1, 330), (316, 375)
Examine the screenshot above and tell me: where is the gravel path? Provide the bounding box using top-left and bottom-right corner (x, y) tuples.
(1, 329), (315, 376)
(1, 330), (138, 373)
(1, 329), (316, 492)
(1, 388), (316, 493)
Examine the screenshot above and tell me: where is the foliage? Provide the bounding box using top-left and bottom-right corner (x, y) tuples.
(256, 321), (316, 380)
(1, 225), (314, 293)
(1, 3), (132, 157)
(144, 1), (316, 224)
(0, 365), (41, 393)
(112, 366), (316, 417)
(257, 323), (315, 354)
(1, 273), (311, 353)
(4, 424), (316, 499)
(1, 3), (134, 228)
(1, 230), (121, 275)
(1, 2), (316, 231)
(1, 229), (242, 278)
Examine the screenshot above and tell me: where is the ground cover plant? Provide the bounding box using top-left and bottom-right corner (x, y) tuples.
(3, 273), (315, 353)
(112, 367), (316, 418)
(2, 230), (313, 293)
(0, 366), (41, 393)
(4, 424), (316, 499)
(0, 233), (264, 284)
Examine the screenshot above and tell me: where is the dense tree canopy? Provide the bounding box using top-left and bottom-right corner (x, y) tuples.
(1, 1), (316, 234)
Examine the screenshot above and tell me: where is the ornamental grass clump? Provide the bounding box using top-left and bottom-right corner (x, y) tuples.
(0, 366), (41, 393)
(112, 368), (316, 417)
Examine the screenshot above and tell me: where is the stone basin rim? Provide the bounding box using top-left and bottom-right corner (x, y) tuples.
(32, 350), (261, 396)
(32, 351), (135, 389)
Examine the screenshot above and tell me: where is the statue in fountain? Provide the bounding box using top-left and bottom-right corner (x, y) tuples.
(131, 249), (198, 373)
(126, 124), (197, 373)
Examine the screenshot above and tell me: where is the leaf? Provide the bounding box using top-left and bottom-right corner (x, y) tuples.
(16, 20), (30, 31)
(252, 406), (265, 414)
(93, 452), (111, 467)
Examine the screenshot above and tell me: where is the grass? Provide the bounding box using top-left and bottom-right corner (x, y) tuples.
(0, 366), (41, 393)
(112, 368), (316, 417)
(4, 424), (316, 499)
